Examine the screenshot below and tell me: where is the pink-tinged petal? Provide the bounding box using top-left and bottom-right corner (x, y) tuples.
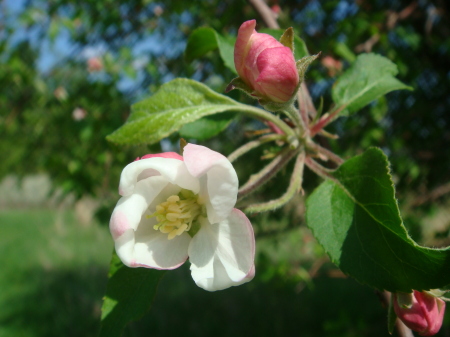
(114, 229), (136, 266)
(426, 298), (446, 336)
(255, 47), (299, 102)
(234, 20), (256, 79)
(183, 144), (238, 224)
(140, 152), (183, 161)
(188, 209), (255, 291)
(416, 292), (445, 336)
(394, 291), (446, 336)
(111, 176), (169, 237)
(110, 211), (131, 240)
(112, 179), (190, 269)
(115, 228), (190, 270)
(119, 157), (199, 197)
(245, 33), (284, 84)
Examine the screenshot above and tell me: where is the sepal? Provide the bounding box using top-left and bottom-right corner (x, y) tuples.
(388, 293), (397, 335)
(297, 53), (321, 82)
(279, 27), (295, 52)
(225, 76), (258, 98)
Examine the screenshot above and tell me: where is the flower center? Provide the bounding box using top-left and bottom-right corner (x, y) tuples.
(148, 189), (202, 240)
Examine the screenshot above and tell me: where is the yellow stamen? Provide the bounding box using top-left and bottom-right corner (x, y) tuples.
(147, 189), (203, 240)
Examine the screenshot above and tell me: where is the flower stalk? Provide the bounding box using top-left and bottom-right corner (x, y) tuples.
(228, 134), (286, 163)
(310, 104), (347, 137)
(244, 151), (305, 213)
(238, 147), (299, 200)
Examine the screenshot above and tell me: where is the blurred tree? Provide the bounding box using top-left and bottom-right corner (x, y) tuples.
(1, 0), (449, 222)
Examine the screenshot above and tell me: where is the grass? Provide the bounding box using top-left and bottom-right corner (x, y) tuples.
(0, 209), (112, 337)
(1, 208), (448, 337)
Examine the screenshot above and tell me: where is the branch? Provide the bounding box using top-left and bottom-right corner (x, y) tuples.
(247, 0), (279, 29)
(411, 181), (450, 206)
(354, 34), (380, 53)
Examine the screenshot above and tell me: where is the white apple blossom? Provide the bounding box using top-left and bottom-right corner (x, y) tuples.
(109, 144), (255, 291)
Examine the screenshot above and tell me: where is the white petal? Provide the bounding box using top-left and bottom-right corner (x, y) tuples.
(110, 176), (169, 239)
(188, 209), (255, 291)
(133, 229), (191, 270)
(183, 144), (238, 224)
(111, 177), (190, 269)
(115, 227), (190, 270)
(119, 157), (200, 197)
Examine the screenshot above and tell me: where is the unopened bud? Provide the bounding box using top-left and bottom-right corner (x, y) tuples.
(393, 290), (446, 336)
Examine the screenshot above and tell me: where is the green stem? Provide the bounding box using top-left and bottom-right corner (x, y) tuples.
(238, 104), (297, 142)
(310, 104), (347, 137)
(228, 134), (286, 163)
(243, 151), (305, 213)
(284, 104), (306, 136)
(238, 147), (298, 200)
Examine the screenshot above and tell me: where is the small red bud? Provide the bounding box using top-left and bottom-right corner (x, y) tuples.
(394, 290), (446, 336)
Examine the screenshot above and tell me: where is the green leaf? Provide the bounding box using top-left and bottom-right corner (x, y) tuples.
(185, 27), (236, 73)
(332, 53), (412, 116)
(334, 42), (356, 63)
(179, 112), (235, 140)
(99, 252), (165, 337)
(306, 148), (450, 292)
(260, 28), (309, 60)
(107, 79), (242, 145)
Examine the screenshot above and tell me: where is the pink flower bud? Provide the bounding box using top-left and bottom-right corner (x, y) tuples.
(234, 20), (299, 103)
(394, 291), (446, 336)
(87, 57), (103, 72)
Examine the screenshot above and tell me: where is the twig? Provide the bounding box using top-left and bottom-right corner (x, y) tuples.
(247, 0), (279, 29)
(354, 34), (380, 53)
(411, 181), (450, 206)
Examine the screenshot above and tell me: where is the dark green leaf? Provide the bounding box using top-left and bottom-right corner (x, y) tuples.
(107, 79), (243, 145)
(306, 148), (450, 292)
(179, 112), (235, 140)
(99, 252), (165, 337)
(185, 27), (236, 73)
(332, 53), (412, 116)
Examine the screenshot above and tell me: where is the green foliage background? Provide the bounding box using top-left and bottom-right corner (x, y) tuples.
(1, 0), (450, 336)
